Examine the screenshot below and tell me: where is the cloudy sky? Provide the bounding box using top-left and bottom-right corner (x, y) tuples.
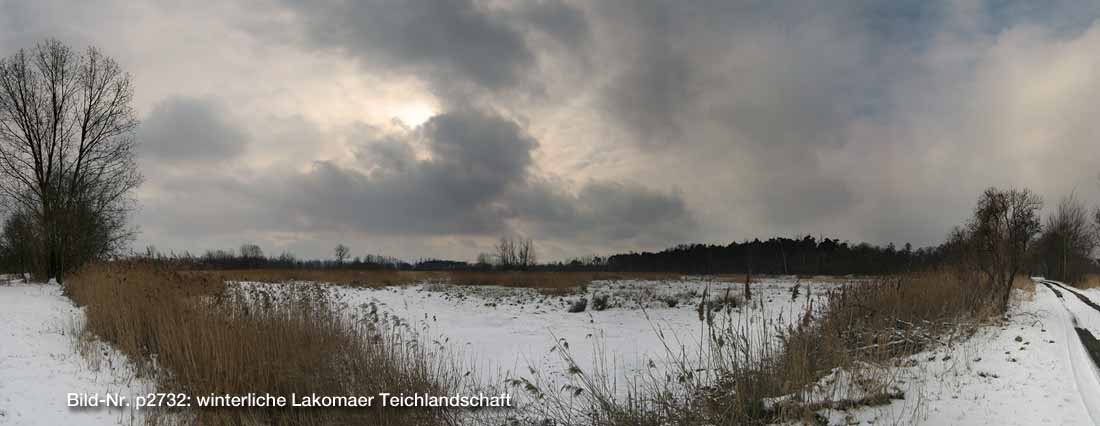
(3, 0), (1100, 261)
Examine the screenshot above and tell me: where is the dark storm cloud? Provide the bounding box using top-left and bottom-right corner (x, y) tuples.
(572, 1), (886, 241)
(255, 108), (696, 244)
(279, 0), (532, 93)
(355, 135), (415, 175)
(511, 0), (590, 47)
(282, 109), (534, 235)
(139, 96), (247, 163)
(592, 0), (874, 150)
(509, 179), (698, 246)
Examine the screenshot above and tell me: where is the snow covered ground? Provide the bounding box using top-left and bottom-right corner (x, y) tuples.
(0, 279), (150, 426)
(6, 275), (1100, 425)
(323, 277), (841, 392)
(319, 277), (1100, 425)
(829, 281), (1100, 425)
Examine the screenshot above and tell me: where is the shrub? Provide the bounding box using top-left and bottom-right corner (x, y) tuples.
(592, 294), (610, 311)
(567, 298), (588, 313)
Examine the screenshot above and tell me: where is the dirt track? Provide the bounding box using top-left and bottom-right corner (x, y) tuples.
(1039, 280), (1100, 369)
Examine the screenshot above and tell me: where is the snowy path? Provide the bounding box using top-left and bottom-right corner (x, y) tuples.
(1036, 279), (1100, 423)
(0, 282), (147, 426)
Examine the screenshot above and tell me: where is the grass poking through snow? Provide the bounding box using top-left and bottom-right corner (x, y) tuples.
(515, 271), (995, 425)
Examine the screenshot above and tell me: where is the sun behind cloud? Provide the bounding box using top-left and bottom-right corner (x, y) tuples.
(393, 102), (437, 127)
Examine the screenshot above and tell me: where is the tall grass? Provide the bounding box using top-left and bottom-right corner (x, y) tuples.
(1078, 274), (1100, 290)
(520, 271), (993, 425)
(67, 262), (474, 425)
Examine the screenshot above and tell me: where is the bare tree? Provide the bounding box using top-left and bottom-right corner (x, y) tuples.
(495, 237), (516, 269)
(1036, 194), (1096, 284)
(1095, 206), (1100, 245)
(517, 238), (536, 269)
(334, 244), (350, 266)
(239, 243), (264, 260)
(239, 243), (264, 268)
(966, 187), (1042, 310)
(493, 236), (536, 270)
(0, 40), (141, 281)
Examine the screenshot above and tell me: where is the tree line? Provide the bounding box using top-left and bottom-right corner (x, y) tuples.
(139, 244), (413, 271)
(36, 183), (1098, 316)
(596, 237), (943, 275)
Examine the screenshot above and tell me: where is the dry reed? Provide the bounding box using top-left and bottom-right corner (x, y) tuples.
(67, 262), (475, 425)
(520, 270), (993, 425)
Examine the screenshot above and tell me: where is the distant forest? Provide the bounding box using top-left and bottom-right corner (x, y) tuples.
(599, 237), (941, 275)
(139, 236), (951, 276)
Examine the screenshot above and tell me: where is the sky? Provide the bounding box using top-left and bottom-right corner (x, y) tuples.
(2, 0), (1100, 262)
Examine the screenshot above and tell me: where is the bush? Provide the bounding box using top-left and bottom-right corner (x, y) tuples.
(567, 298), (588, 313)
(592, 294), (610, 311)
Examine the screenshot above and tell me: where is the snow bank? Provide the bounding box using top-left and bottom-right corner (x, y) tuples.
(0, 282), (151, 425)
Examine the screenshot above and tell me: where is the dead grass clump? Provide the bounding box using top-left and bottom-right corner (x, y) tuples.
(68, 262), (469, 425)
(724, 271), (992, 422)
(536, 286), (577, 296)
(1077, 274), (1100, 290)
(1012, 274), (1036, 300)
(696, 288), (742, 319)
(812, 272), (991, 359)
